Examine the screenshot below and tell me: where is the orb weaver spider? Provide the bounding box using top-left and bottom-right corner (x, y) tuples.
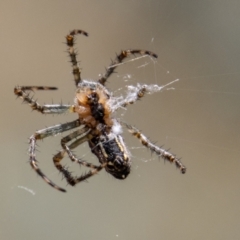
(14, 29), (186, 192)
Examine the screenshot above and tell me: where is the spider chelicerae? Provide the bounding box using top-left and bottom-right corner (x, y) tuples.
(14, 29), (186, 192)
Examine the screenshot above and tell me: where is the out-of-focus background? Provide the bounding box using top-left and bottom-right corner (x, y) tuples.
(1, 1), (240, 239)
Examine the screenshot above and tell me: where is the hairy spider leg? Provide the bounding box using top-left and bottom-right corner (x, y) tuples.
(124, 124), (186, 174)
(98, 49), (158, 85)
(14, 86), (73, 114)
(111, 79), (180, 112)
(66, 29), (88, 87)
(111, 84), (148, 112)
(53, 127), (104, 187)
(29, 119), (81, 192)
(64, 144), (107, 185)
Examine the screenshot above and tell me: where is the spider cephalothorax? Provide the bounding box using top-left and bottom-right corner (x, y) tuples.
(74, 80), (112, 129)
(14, 29), (186, 192)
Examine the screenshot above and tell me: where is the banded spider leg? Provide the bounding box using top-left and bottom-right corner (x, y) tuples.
(53, 127), (107, 188)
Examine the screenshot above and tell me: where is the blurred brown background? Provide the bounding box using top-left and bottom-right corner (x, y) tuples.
(1, 1), (240, 239)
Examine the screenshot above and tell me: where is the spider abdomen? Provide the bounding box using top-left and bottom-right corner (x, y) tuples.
(89, 133), (131, 179)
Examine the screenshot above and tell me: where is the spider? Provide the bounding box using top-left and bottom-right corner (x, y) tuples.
(14, 29), (186, 192)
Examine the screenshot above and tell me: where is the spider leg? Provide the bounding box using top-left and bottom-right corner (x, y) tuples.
(112, 83), (171, 111)
(66, 29), (88, 87)
(98, 49), (158, 85)
(29, 119), (81, 192)
(66, 143), (107, 185)
(54, 129), (106, 186)
(111, 84), (148, 111)
(14, 86), (73, 114)
(124, 123), (186, 174)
